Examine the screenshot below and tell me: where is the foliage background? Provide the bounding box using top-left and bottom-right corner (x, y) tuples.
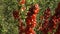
(0, 0), (60, 34)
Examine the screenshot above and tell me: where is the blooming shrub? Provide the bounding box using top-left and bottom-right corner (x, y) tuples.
(0, 0), (60, 34)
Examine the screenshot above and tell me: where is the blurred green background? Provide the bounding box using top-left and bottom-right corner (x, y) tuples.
(0, 0), (60, 34)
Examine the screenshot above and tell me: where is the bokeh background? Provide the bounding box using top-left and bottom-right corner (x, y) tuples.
(0, 0), (60, 34)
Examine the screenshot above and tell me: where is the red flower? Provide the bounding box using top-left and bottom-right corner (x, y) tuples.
(33, 4), (39, 14)
(44, 7), (51, 19)
(25, 28), (36, 34)
(25, 4), (39, 34)
(19, 0), (25, 5)
(13, 10), (19, 19)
